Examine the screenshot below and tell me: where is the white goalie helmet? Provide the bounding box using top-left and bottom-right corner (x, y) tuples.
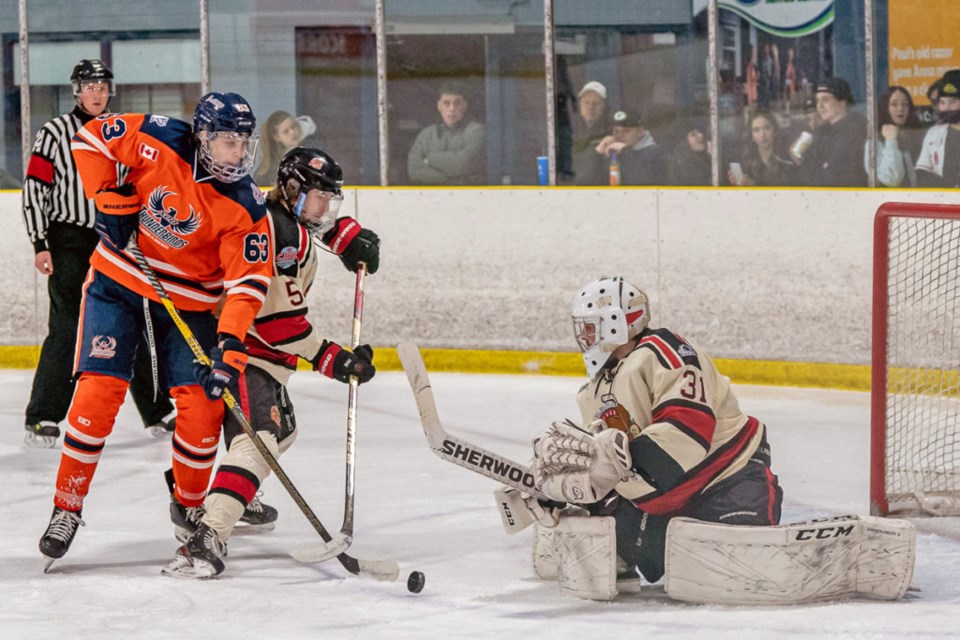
(571, 277), (650, 378)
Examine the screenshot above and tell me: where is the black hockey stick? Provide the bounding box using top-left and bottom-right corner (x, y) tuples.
(128, 243), (397, 581)
(293, 263), (366, 563)
(397, 341), (549, 501)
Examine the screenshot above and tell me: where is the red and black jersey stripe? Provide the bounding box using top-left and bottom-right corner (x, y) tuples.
(254, 308), (313, 346)
(629, 416), (761, 515)
(652, 398), (716, 451)
(636, 328), (701, 370)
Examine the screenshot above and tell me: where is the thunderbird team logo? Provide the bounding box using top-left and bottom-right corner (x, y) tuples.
(138, 186), (201, 249)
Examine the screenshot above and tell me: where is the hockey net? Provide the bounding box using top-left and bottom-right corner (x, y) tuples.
(871, 202), (960, 516)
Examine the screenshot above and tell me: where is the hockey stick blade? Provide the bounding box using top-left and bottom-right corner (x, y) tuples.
(291, 533), (352, 564)
(397, 341), (548, 500)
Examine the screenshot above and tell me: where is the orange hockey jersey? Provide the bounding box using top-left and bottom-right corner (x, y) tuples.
(71, 113), (272, 340)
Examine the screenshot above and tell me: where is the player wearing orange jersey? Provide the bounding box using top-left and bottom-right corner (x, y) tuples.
(39, 92), (271, 570)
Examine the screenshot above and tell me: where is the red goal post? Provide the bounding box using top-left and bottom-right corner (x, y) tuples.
(871, 202), (960, 516)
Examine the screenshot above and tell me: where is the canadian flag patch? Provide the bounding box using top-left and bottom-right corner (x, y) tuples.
(139, 143), (159, 161)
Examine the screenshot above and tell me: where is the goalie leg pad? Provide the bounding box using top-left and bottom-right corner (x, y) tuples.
(663, 515), (916, 605)
(554, 515), (618, 601)
(532, 522), (559, 580)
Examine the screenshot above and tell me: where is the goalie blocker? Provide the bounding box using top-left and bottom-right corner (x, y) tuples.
(533, 514), (916, 603)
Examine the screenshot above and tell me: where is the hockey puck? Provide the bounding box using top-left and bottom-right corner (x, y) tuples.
(407, 570), (426, 593)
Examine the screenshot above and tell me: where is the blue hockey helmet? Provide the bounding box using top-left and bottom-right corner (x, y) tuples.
(193, 92), (259, 183)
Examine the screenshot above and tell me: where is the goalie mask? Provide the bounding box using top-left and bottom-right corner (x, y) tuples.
(571, 277), (650, 378)
(277, 147), (344, 238)
(193, 92), (259, 183)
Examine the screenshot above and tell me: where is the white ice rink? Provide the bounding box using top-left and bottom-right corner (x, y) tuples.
(3, 368), (960, 639)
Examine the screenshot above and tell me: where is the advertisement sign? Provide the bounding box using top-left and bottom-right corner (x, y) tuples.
(716, 0), (834, 37)
(888, 0), (960, 105)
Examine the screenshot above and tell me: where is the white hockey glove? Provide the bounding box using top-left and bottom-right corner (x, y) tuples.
(534, 423), (632, 505)
(494, 485), (561, 534)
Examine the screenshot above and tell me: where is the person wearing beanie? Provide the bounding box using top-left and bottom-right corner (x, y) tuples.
(798, 77), (867, 187)
(916, 69), (960, 187)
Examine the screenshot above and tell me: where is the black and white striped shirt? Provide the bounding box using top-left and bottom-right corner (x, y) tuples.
(21, 106), (112, 253)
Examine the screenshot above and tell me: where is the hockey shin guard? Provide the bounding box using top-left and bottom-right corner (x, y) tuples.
(169, 384), (223, 507)
(55, 373), (129, 511)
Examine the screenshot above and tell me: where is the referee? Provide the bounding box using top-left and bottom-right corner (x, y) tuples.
(21, 59), (174, 447)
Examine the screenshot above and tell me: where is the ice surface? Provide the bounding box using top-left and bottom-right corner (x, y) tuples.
(2, 370), (959, 639)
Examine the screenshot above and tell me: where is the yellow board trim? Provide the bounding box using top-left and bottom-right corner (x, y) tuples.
(0, 344), (871, 390)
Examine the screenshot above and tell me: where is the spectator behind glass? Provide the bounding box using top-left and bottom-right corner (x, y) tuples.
(798, 77), (867, 187)
(668, 124), (711, 186)
(407, 82), (485, 185)
(594, 109), (665, 185)
(731, 111), (794, 186)
(254, 110), (319, 186)
(916, 69), (960, 188)
(864, 86), (922, 187)
(571, 81), (611, 185)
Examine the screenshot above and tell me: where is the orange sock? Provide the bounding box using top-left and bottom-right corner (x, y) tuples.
(54, 373), (129, 511)
(169, 385), (224, 507)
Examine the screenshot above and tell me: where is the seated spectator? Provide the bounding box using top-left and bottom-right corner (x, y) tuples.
(864, 86), (922, 187)
(594, 109), (665, 185)
(916, 69), (960, 188)
(799, 77), (867, 186)
(732, 111), (794, 186)
(255, 110), (319, 186)
(407, 82), (485, 185)
(668, 123), (711, 186)
(571, 81), (611, 185)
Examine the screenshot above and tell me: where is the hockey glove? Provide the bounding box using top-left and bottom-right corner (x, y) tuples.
(313, 341), (376, 384)
(322, 217), (381, 274)
(193, 334), (248, 400)
(94, 183), (140, 248)
(534, 423), (632, 505)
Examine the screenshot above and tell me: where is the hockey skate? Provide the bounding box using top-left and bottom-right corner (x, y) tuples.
(161, 523), (227, 579)
(237, 492), (278, 532)
(170, 497), (206, 543)
(146, 414), (176, 438)
(25, 421), (60, 448)
(39, 507), (84, 572)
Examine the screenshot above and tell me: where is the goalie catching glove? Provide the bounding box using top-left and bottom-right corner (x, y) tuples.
(322, 217), (380, 275)
(193, 334), (248, 400)
(313, 341), (376, 384)
(93, 183), (140, 248)
(533, 420), (632, 504)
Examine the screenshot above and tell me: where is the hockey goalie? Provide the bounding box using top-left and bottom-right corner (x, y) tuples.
(497, 277), (916, 604)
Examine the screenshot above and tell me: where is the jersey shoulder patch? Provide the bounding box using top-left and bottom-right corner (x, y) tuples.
(210, 177), (268, 223)
(139, 115), (195, 165)
(268, 206), (304, 277)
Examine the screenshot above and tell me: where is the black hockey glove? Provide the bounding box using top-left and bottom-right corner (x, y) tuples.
(193, 334), (248, 400)
(314, 341), (376, 384)
(323, 217), (381, 274)
(93, 183), (140, 248)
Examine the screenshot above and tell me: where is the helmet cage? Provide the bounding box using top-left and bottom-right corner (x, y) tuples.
(197, 131), (259, 183)
(571, 277), (650, 378)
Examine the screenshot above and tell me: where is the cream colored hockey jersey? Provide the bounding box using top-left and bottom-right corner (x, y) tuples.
(243, 199), (327, 384)
(577, 328), (766, 515)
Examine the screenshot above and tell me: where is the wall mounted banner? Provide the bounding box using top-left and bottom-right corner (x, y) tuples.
(717, 0), (834, 37)
(888, 0), (960, 105)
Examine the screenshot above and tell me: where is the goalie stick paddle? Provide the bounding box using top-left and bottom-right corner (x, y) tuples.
(397, 341), (550, 501)
(292, 263), (366, 563)
(128, 243), (397, 582)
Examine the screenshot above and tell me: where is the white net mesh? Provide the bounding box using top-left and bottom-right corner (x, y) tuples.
(884, 215), (960, 514)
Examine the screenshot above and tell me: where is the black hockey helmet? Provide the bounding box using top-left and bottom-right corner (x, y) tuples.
(70, 59), (114, 95)
(278, 147), (343, 203)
